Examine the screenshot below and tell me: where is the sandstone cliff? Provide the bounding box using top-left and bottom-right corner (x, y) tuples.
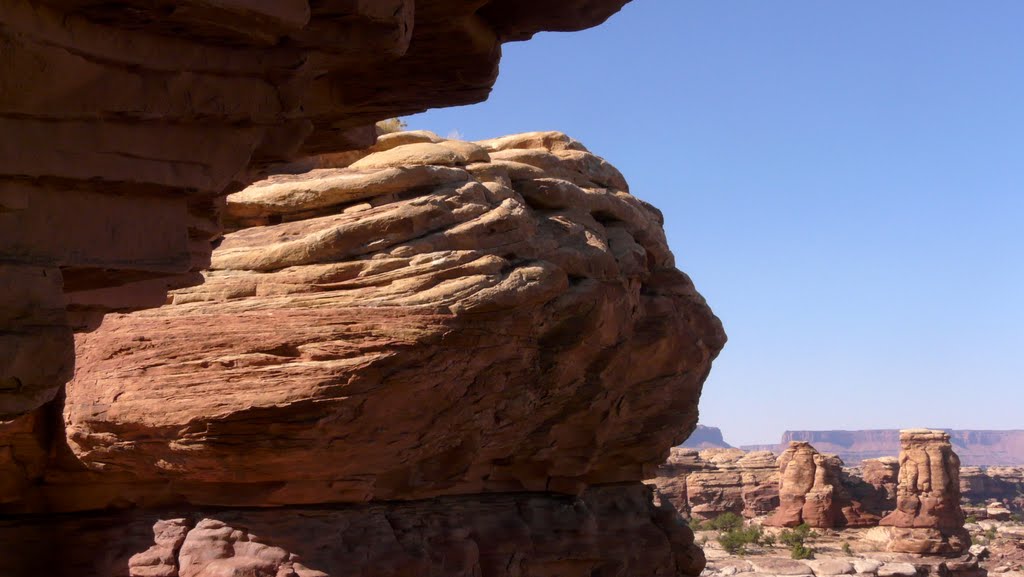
(1, 132), (725, 576)
(743, 429), (1024, 466)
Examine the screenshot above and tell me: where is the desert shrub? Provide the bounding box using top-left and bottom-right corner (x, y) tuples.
(761, 533), (777, 547)
(777, 524), (819, 559)
(790, 543), (815, 560)
(985, 527), (998, 541)
(717, 525), (763, 556)
(779, 523), (818, 548)
(376, 118), (407, 134)
(1010, 513), (1023, 524)
(708, 512), (745, 531)
(689, 518), (708, 532)
(965, 515), (979, 524)
(842, 541), (853, 556)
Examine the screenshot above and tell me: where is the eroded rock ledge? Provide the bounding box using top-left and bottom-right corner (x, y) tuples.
(0, 484), (703, 577)
(0, 132), (722, 576)
(0, 0), (632, 425)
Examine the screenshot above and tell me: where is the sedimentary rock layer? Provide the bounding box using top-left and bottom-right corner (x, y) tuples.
(0, 484), (705, 577)
(1, 132), (726, 528)
(961, 466), (1024, 512)
(743, 429), (1024, 466)
(648, 447), (778, 520)
(0, 131), (721, 576)
(0, 0), (632, 427)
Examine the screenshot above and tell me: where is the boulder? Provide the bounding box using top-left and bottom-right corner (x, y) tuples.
(807, 559), (856, 576)
(876, 563), (918, 577)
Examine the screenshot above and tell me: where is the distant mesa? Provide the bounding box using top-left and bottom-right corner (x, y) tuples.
(680, 424), (734, 449)
(740, 429), (1024, 467)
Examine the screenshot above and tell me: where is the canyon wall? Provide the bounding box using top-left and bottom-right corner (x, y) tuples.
(0, 131), (725, 575)
(743, 430), (1024, 466)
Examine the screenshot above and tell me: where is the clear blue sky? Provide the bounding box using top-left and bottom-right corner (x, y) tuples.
(408, 1), (1024, 446)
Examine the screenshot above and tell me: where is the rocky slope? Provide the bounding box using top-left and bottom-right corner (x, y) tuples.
(0, 0), (632, 441)
(743, 430), (1024, 466)
(0, 131), (725, 576)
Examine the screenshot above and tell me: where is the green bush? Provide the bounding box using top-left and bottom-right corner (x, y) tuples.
(841, 541), (853, 556)
(761, 533), (777, 547)
(965, 515), (979, 524)
(709, 512), (745, 531)
(985, 527), (998, 541)
(779, 523), (818, 548)
(717, 525), (764, 556)
(790, 543), (815, 560)
(777, 523), (819, 559)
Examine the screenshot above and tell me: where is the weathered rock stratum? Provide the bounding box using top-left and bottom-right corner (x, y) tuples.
(1, 132), (725, 576)
(648, 447), (778, 520)
(0, 0), (633, 436)
(743, 430), (1024, 466)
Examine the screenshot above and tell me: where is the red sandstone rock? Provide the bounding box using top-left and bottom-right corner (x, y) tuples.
(880, 429), (971, 554)
(0, 0), (633, 426)
(0, 484), (705, 577)
(648, 447), (779, 520)
(766, 441), (877, 528)
(0, 133), (725, 525)
(843, 456), (900, 518)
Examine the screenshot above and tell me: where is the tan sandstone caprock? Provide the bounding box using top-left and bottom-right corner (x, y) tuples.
(880, 429), (971, 554)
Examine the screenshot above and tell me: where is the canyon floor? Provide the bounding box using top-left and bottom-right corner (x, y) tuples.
(698, 519), (1024, 577)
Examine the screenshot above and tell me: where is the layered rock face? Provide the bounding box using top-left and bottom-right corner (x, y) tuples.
(1, 485), (702, 577)
(0, 0), (632, 437)
(0, 132), (724, 575)
(744, 429), (1024, 466)
(766, 441), (877, 528)
(648, 447), (778, 520)
(880, 429), (970, 554)
(961, 466), (1024, 512)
